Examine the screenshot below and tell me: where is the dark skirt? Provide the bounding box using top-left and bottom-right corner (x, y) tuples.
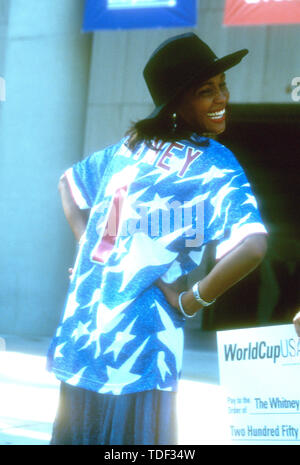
(50, 382), (178, 445)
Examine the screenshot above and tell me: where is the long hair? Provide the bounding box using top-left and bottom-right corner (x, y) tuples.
(125, 103), (211, 152)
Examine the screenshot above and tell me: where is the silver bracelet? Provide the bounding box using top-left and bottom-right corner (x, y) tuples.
(192, 283), (216, 307)
(178, 292), (197, 319)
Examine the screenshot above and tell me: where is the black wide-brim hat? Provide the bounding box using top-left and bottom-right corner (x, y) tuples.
(143, 33), (248, 120)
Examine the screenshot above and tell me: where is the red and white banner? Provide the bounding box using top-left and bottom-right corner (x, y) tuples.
(224, 0), (300, 25)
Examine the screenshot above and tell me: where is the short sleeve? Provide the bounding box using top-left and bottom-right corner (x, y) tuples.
(64, 145), (115, 209)
(202, 144), (268, 260)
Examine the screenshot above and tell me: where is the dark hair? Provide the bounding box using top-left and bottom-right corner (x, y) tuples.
(125, 85), (213, 152)
(126, 111), (189, 151)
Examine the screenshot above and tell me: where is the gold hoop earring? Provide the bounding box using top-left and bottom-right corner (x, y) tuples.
(172, 112), (177, 132)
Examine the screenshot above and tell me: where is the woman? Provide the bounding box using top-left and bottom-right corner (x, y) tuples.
(48, 33), (268, 445)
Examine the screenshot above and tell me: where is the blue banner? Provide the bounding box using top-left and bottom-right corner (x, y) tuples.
(83, 0), (197, 31)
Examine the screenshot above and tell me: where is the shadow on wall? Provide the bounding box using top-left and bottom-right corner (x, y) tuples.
(203, 104), (300, 330)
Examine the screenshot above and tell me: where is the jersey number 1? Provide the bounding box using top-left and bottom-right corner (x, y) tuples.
(91, 185), (128, 264)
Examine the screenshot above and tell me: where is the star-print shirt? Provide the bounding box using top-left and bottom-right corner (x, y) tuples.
(47, 135), (267, 395)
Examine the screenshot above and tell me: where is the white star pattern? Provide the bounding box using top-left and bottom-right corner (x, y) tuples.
(61, 286), (80, 323)
(98, 337), (150, 395)
(128, 185), (151, 205)
(67, 367), (87, 386)
(103, 317), (137, 361)
(121, 186), (151, 223)
(138, 192), (174, 214)
(53, 341), (67, 358)
(234, 212), (252, 229)
(81, 287), (101, 312)
(161, 259), (182, 283)
(96, 299), (135, 334)
(62, 266), (96, 322)
(155, 300), (184, 374)
(199, 165), (234, 185)
(104, 232), (178, 292)
(77, 298), (135, 359)
(104, 165), (139, 197)
(212, 200), (232, 239)
(113, 236), (131, 260)
(208, 177), (239, 227)
(71, 320), (91, 343)
(156, 223), (193, 248)
(242, 193), (258, 209)
(174, 165), (234, 185)
(157, 351), (172, 382)
(78, 326), (102, 359)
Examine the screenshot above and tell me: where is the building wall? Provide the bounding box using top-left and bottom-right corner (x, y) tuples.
(0, 0), (91, 336)
(83, 0), (299, 156)
(0, 0), (9, 104)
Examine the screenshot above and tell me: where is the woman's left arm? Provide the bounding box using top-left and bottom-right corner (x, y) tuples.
(58, 174), (89, 242)
(156, 233), (268, 316)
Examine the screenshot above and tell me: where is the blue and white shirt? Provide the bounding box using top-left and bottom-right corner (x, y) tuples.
(47, 135), (267, 395)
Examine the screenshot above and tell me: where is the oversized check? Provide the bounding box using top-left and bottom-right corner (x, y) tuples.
(217, 324), (300, 444)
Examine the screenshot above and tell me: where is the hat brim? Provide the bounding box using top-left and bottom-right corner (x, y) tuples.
(145, 48), (248, 120)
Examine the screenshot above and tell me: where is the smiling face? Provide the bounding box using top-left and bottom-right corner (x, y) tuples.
(177, 73), (230, 135)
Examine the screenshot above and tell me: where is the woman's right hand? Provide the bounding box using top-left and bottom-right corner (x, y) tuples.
(155, 278), (181, 311)
(155, 277), (203, 317)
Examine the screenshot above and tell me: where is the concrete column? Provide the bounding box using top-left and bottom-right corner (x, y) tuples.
(0, 0), (91, 336)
